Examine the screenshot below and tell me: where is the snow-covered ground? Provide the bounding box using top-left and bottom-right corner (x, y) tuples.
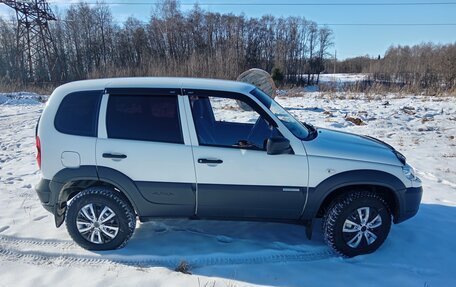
(318, 73), (368, 83)
(0, 91), (455, 287)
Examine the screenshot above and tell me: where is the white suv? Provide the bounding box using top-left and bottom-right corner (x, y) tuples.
(35, 77), (422, 257)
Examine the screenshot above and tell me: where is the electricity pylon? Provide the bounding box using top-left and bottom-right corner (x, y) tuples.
(0, 0), (57, 81)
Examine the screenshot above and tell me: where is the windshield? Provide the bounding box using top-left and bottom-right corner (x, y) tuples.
(250, 88), (309, 140)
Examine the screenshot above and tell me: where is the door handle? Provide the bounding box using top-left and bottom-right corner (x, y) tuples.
(102, 153), (127, 159)
(198, 158), (223, 164)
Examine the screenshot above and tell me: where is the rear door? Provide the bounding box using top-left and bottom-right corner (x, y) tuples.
(182, 89), (308, 219)
(96, 88), (196, 216)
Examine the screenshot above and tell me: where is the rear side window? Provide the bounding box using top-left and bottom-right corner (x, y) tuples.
(54, 90), (102, 137)
(106, 94), (183, 144)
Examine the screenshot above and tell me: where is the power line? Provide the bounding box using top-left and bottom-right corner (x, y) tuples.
(47, 1), (456, 6)
(2, 2), (456, 27)
(322, 23), (456, 26)
(1, 18), (455, 26)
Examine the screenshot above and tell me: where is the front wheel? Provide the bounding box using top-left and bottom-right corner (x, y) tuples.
(66, 187), (136, 250)
(323, 191), (392, 257)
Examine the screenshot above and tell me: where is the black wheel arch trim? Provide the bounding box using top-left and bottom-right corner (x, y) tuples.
(48, 166), (196, 227)
(96, 166), (147, 214)
(301, 169), (407, 222)
(51, 166), (99, 201)
(48, 166), (146, 227)
(49, 166), (99, 227)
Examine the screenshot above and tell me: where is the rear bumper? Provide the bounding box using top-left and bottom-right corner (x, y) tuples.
(35, 178), (54, 213)
(395, 186), (423, 223)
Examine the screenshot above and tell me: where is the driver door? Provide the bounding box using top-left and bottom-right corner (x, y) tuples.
(183, 89), (308, 219)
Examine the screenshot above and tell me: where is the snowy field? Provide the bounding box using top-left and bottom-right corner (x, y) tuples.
(318, 73), (368, 83)
(1, 90), (456, 287)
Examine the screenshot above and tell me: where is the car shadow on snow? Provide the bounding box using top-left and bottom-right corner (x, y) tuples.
(100, 218), (328, 256)
(93, 204), (456, 287)
(95, 218), (332, 273)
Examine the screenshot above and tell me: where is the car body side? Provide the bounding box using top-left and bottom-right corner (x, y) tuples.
(35, 77), (422, 228)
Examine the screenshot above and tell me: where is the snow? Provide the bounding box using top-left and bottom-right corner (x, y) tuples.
(0, 92), (44, 105)
(290, 73), (369, 92)
(1, 91), (455, 286)
(318, 73), (369, 83)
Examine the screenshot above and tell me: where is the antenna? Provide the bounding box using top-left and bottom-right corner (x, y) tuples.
(1, 0), (58, 82)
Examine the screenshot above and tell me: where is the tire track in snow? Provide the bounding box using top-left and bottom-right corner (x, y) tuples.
(0, 244), (334, 269)
(0, 235), (76, 249)
(0, 235), (334, 268)
(0, 109), (41, 119)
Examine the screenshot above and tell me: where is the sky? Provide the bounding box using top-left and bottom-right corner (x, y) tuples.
(1, 0), (455, 59)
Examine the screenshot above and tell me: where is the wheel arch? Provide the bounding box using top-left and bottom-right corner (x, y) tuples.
(59, 179), (135, 212)
(50, 166), (146, 227)
(302, 169), (406, 222)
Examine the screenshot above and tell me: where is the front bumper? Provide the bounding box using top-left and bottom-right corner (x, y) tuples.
(395, 186), (423, 223)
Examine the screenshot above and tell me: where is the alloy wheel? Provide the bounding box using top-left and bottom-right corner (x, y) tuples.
(76, 203), (119, 244)
(342, 206), (383, 249)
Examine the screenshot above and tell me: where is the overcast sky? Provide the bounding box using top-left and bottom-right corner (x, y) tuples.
(1, 0), (455, 59)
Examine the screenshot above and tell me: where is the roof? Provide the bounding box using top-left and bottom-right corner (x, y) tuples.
(52, 77), (256, 97)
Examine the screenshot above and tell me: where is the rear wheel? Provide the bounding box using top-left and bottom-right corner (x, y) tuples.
(323, 191), (391, 257)
(66, 187), (136, 250)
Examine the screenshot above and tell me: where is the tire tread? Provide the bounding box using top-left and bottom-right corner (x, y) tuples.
(322, 190), (391, 257)
(65, 187), (136, 250)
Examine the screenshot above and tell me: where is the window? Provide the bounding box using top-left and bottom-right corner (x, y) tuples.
(106, 94), (183, 144)
(250, 88), (310, 140)
(190, 94), (280, 150)
(210, 97), (260, 124)
(54, 90), (102, 137)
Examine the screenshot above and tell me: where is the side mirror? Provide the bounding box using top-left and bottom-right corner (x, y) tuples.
(266, 137), (293, 155)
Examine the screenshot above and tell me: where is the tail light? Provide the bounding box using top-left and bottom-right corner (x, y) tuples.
(36, 136), (41, 169)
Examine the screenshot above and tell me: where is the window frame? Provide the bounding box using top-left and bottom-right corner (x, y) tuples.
(105, 91), (185, 145)
(185, 89), (280, 151)
(54, 90), (103, 137)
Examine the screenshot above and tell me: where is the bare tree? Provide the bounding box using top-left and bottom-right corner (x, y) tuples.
(0, 0), (339, 88)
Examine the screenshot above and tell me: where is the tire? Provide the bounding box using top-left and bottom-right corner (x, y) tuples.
(322, 191), (392, 257)
(65, 187), (136, 251)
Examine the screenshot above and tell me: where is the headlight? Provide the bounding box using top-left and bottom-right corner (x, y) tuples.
(402, 164), (417, 180)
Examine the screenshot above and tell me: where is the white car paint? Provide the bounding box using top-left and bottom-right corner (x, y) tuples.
(38, 76), (419, 198)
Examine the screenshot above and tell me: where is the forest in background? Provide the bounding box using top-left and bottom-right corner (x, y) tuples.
(0, 0), (333, 90)
(335, 43), (456, 93)
(0, 0), (455, 94)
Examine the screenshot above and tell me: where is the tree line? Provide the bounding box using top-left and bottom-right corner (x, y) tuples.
(335, 43), (456, 91)
(0, 0), (334, 88)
